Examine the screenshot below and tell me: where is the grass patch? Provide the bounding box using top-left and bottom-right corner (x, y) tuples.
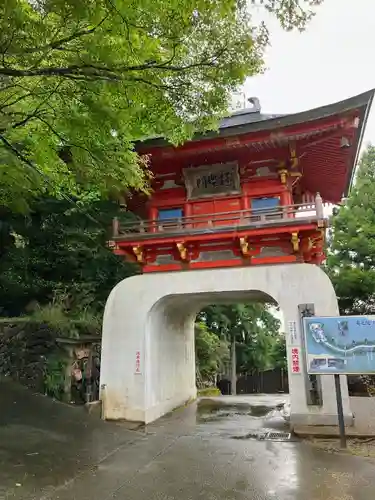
(197, 387), (221, 397)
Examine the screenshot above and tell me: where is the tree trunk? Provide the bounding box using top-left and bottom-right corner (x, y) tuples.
(231, 336), (237, 395)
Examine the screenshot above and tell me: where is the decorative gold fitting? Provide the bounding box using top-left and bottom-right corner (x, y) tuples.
(305, 238), (313, 251)
(176, 242), (188, 261)
(290, 147), (299, 169)
(309, 230), (325, 250)
(278, 169), (288, 184)
(133, 245), (144, 263)
(239, 237), (250, 257)
(291, 232), (300, 252)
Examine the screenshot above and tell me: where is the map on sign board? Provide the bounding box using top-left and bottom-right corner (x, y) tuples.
(304, 316), (375, 375)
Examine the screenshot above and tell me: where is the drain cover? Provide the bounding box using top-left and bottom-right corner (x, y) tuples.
(264, 431), (291, 441)
(231, 431), (292, 441)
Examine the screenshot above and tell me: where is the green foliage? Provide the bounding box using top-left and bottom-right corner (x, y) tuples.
(0, 197), (138, 317)
(30, 300), (102, 338)
(197, 387), (221, 397)
(197, 302), (283, 374)
(195, 321), (229, 380)
(269, 334), (287, 370)
(326, 144), (375, 315)
(251, 0), (323, 31)
(43, 351), (67, 399)
(0, 0), (322, 210)
(0, 196), (138, 401)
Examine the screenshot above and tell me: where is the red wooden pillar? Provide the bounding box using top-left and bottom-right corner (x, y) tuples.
(288, 189), (295, 218)
(280, 188), (289, 206)
(281, 188), (294, 218)
(184, 202), (192, 228)
(149, 206), (158, 233)
(242, 194), (250, 223)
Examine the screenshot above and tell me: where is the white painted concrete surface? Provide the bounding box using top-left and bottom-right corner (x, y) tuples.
(100, 263), (352, 426)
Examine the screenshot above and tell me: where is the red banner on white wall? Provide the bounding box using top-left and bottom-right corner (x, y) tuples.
(135, 350), (142, 375)
(291, 347), (301, 374)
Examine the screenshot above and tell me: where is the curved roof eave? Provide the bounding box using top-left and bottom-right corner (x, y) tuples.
(137, 89), (375, 150)
(346, 90), (374, 195)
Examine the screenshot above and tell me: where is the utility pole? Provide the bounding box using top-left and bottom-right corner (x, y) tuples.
(231, 336), (237, 395)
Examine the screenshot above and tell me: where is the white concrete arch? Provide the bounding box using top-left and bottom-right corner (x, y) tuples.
(100, 263), (352, 426)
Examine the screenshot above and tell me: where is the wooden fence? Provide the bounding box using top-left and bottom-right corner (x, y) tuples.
(217, 368), (288, 395)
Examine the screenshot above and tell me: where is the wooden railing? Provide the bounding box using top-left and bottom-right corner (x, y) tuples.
(112, 200), (325, 239)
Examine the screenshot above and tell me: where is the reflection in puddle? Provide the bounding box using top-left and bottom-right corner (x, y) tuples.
(196, 402), (271, 422)
(196, 399), (292, 442)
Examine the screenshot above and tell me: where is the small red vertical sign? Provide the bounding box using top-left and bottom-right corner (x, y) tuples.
(291, 347), (301, 374)
(135, 350), (141, 375)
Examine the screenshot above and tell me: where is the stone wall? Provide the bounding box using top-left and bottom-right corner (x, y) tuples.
(0, 321), (59, 393)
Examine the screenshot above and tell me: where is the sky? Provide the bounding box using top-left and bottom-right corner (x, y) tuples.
(242, 0), (375, 147)
(242, 0), (375, 329)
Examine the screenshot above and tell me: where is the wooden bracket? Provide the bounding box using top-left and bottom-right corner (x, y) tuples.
(308, 230), (325, 250)
(290, 171), (302, 178)
(291, 232), (300, 252)
(290, 145), (299, 169)
(300, 237), (313, 254)
(176, 242), (188, 261)
(132, 245), (144, 263)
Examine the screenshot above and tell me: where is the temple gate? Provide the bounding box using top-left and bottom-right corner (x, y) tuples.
(101, 91), (374, 427)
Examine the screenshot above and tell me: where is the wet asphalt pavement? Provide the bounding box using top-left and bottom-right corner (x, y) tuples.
(1, 380), (375, 500)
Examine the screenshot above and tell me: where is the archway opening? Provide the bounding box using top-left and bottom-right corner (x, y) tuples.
(144, 290), (286, 419)
(194, 296), (288, 399)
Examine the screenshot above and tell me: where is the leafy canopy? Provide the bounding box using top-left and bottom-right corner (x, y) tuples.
(1, 0), (323, 210)
(195, 321), (229, 381)
(0, 198), (138, 317)
(198, 302), (283, 373)
(326, 144), (375, 315)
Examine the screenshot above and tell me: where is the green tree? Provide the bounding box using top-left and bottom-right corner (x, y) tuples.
(0, 198), (138, 317)
(326, 144), (375, 315)
(195, 321), (229, 384)
(197, 302), (281, 393)
(198, 303), (280, 342)
(269, 334), (287, 370)
(1, 0), (322, 210)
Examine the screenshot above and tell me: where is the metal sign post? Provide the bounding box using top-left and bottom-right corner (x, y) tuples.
(334, 374), (347, 448)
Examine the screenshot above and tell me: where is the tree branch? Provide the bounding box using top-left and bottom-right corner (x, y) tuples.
(0, 81), (63, 131)
(0, 51), (226, 80)
(0, 133), (42, 180)
(0, 133), (102, 226)
(1, 91), (36, 111)
(35, 115), (101, 163)
(8, 17), (109, 56)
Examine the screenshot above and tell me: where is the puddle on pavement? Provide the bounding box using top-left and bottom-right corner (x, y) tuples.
(249, 405), (270, 417)
(196, 400), (294, 443)
(196, 402), (271, 423)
